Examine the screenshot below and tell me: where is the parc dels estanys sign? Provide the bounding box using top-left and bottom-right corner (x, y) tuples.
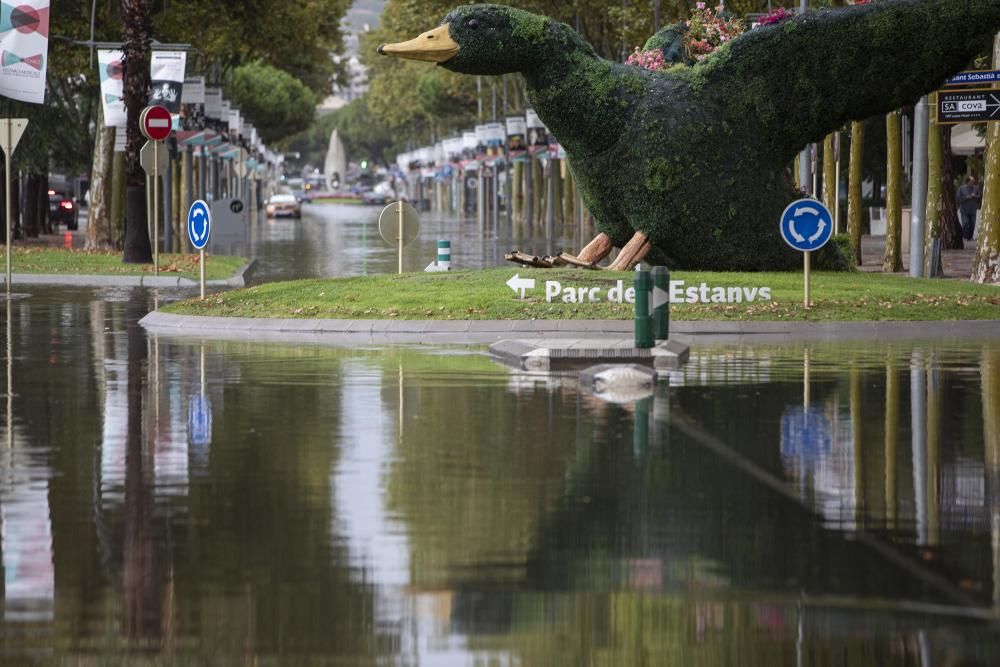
(508, 275), (772, 305)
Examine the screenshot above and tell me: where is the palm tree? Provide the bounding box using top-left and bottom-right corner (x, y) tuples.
(121, 0), (152, 264)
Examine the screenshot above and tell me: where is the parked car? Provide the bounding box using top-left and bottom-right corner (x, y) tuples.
(266, 193), (302, 219)
(48, 190), (77, 230)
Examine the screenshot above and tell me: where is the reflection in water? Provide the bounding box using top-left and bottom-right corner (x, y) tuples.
(2, 299), (54, 623)
(0, 289), (999, 662)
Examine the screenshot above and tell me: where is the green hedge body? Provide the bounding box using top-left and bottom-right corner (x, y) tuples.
(439, 1), (1000, 270)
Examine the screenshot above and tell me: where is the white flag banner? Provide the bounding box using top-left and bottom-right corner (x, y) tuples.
(97, 49), (126, 127)
(0, 0), (50, 104)
(204, 87), (222, 118)
(181, 75), (204, 104)
(149, 51), (186, 113)
(228, 108), (241, 134)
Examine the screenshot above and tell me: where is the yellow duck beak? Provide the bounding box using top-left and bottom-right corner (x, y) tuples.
(378, 24), (459, 63)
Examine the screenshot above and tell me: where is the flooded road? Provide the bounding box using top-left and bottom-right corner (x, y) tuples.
(0, 205), (997, 663)
(238, 201), (584, 280)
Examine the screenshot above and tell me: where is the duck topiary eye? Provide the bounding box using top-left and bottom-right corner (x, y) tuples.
(467, 18), (479, 29)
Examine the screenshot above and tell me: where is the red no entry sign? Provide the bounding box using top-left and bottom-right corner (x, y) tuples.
(140, 105), (172, 141)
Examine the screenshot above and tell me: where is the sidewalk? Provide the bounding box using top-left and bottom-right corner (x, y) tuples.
(861, 234), (978, 278)
(139, 310), (1000, 346)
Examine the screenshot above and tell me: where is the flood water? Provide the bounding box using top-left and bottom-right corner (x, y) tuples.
(0, 204), (998, 664)
(240, 201), (584, 280)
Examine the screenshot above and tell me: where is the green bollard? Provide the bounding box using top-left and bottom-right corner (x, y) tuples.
(651, 265), (670, 341)
(634, 265), (653, 349)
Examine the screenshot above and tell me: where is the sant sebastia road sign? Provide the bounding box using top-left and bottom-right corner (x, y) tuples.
(936, 88), (1000, 124)
(944, 69), (1000, 86)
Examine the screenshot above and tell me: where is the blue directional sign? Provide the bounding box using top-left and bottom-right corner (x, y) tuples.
(945, 69), (1000, 86)
(188, 394), (212, 448)
(779, 198), (833, 252)
(187, 199), (211, 250)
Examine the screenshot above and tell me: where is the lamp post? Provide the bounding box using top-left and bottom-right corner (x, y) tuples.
(798, 0), (812, 194)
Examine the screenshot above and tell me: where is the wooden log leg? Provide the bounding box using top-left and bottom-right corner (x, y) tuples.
(574, 232), (614, 264)
(607, 231), (651, 270)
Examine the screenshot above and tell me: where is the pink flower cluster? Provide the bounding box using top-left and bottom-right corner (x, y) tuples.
(757, 7), (794, 27)
(626, 47), (665, 71)
(684, 3), (744, 62)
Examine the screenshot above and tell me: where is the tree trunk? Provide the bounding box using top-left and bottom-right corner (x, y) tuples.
(512, 161), (522, 228)
(38, 174), (51, 235)
(111, 149), (126, 248)
(86, 102), (116, 250)
(531, 158), (543, 231)
(973, 33), (1000, 283)
(822, 132), (837, 216)
(22, 174), (41, 238)
(883, 111), (903, 273)
(924, 94), (944, 276)
(121, 0), (153, 264)
(847, 121), (864, 265)
(940, 127), (964, 250)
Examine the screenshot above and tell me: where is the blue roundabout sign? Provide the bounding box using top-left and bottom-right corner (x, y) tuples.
(187, 199), (212, 250)
(779, 198), (833, 252)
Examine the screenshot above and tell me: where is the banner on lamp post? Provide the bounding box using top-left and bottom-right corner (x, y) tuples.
(149, 51), (186, 113)
(0, 0), (50, 104)
(98, 49), (126, 127)
(204, 87), (222, 118)
(182, 75), (205, 104)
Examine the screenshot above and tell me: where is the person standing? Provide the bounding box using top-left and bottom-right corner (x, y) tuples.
(957, 175), (982, 241)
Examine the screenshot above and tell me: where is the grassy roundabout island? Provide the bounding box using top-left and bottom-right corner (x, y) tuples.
(163, 268), (1000, 322)
(4, 246), (248, 281)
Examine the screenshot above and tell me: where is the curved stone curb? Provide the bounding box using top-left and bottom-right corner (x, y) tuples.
(0, 258), (256, 288)
(139, 310), (1000, 346)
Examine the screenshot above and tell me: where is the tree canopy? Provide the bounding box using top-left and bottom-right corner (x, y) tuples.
(227, 62), (317, 144)
(152, 0), (351, 96)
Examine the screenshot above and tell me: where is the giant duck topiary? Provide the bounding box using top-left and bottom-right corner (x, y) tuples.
(380, 0), (1000, 271)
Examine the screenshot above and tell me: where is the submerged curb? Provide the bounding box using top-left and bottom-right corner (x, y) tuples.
(139, 311), (1000, 346)
(0, 259), (257, 288)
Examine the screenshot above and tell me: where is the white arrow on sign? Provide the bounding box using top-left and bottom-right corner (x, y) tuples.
(794, 206), (820, 217)
(649, 286), (670, 315)
(788, 220), (806, 243)
(191, 207), (207, 242)
(807, 219), (827, 244)
(506, 273), (535, 299)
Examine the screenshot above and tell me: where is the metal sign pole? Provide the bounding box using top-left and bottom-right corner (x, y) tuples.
(200, 248), (205, 300)
(397, 200), (404, 274)
(153, 140), (159, 275)
(804, 251), (811, 308)
(5, 120), (11, 296)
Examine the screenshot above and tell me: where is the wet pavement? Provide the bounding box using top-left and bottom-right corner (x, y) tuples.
(0, 203), (996, 664)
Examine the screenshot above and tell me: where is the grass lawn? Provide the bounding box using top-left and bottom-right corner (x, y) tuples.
(162, 267), (1000, 321)
(4, 246), (247, 281)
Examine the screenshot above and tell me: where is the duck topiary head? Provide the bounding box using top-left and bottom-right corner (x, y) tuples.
(379, 5), (569, 76)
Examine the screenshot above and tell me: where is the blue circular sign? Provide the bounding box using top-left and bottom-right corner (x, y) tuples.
(187, 199), (211, 250)
(779, 198), (833, 252)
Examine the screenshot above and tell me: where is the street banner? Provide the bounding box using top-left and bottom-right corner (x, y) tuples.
(149, 50), (186, 113)
(182, 75), (205, 104)
(0, 0), (50, 104)
(484, 121), (504, 157)
(525, 108), (548, 151)
(505, 116), (526, 154)
(228, 107), (241, 134)
(204, 87), (222, 118)
(98, 49), (126, 127)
